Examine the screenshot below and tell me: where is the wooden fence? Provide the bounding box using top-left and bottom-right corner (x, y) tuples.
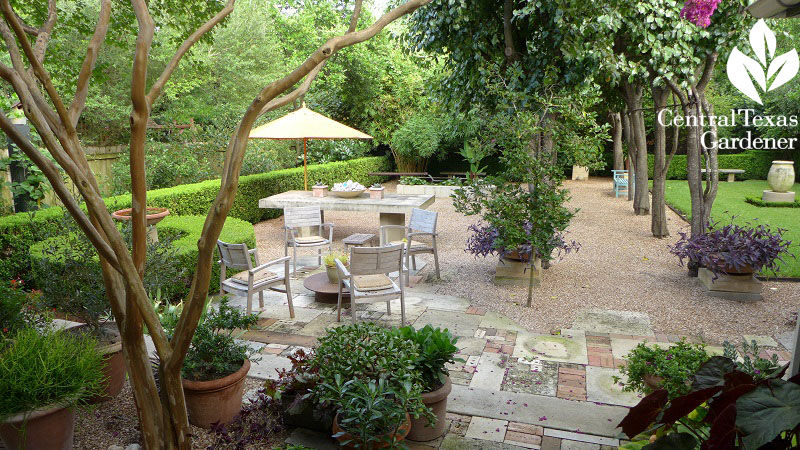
(0, 145), (125, 211)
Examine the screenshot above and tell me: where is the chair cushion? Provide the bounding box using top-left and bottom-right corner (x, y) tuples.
(353, 274), (394, 291)
(389, 240), (428, 250)
(230, 270), (279, 285)
(292, 235), (326, 244)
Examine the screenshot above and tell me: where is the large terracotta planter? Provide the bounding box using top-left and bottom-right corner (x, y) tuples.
(0, 405), (75, 450)
(408, 377), (452, 442)
(182, 359), (250, 429)
(88, 341), (126, 404)
(767, 160), (795, 193)
(332, 412), (411, 449)
(643, 374), (664, 391)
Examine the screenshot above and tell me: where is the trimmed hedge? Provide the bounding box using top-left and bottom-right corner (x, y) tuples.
(30, 215), (256, 300)
(595, 150), (796, 180)
(0, 156), (390, 284)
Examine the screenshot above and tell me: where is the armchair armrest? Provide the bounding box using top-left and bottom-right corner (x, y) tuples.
(251, 255), (291, 275)
(248, 248), (261, 265)
(335, 258), (350, 279)
(322, 222), (334, 241)
(408, 231), (438, 238)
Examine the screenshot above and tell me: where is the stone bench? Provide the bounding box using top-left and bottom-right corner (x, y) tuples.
(701, 168), (745, 182)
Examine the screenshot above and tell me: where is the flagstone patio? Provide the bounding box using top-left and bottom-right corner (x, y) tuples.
(218, 256), (794, 450)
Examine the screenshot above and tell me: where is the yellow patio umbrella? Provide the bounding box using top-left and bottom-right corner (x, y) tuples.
(248, 104), (373, 190)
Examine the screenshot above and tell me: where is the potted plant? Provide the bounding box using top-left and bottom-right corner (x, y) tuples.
(369, 183), (385, 199)
(306, 323), (432, 441)
(312, 182), (328, 198)
(613, 340), (710, 399)
(327, 377), (413, 449)
(0, 328), (104, 450)
(177, 298), (260, 429)
(398, 325), (462, 441)
(0, 279), (52, 340)
(323, 252), (349, 284)
(669, 219), (793, 279)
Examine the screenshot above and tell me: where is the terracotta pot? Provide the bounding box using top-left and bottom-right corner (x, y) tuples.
(0, 405), (75, 450)
(643, 374), (664, 391)
(282, 394), (334, 432)
(332, 412), (411, 449)
(88, 342), (126, 404)
(408, 377), (452, 442)
(182, 359), (250, 429)
(111, 207), (170, 226)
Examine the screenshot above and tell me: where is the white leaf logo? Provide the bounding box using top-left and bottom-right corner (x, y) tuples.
(727, 19), (799, 104)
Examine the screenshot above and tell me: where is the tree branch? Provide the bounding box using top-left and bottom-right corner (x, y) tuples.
(68, 0), (111, 126)
(0, 112), (121, 272)
(146, 0), (235, 105)
(31, 0), (58, 63)
(697, 51), (717, 92)
(503, 0), (520, 64)
(0, 0), (77, 138)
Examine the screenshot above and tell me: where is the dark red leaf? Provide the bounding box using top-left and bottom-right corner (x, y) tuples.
(618, 389), (668, 438)
(706, 384), (756, 423)
(661, 386), (722, 425)
(723, 371), (753, 391)
(705, 404), (737, 450)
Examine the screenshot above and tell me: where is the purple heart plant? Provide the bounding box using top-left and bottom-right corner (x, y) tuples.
(669, 217), (793, 278)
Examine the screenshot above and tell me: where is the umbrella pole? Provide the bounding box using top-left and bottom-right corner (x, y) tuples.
(303, 138), (308, 190)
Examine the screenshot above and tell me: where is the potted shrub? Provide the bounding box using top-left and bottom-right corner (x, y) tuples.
(327, 378), (413, 449)
(0, 328), (103, 450)
(669, 219), (793, 279)
(307, 323), (432, 441)
(323, 252), (349, 284)
(0, 279), (52, 339)
(398, 325), (461, 441)
(613, 340), (709, 399)
(177, 298), (259, 429)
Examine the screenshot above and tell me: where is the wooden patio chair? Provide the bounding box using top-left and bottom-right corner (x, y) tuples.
(335, 244), (406, 326)
(217, 240), (294, 317)
(380, 207), (440, 286)
(283, 206), (334, 277)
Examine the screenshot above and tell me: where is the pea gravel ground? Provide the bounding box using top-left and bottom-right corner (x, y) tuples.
(254, 178), (799, 344)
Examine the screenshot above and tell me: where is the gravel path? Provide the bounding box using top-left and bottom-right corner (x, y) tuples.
(254, 179), (799, 343)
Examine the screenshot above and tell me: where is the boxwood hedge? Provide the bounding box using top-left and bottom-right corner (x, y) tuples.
(1, 156), (390, 284)
(595, 150), (796, 180)
(30, 215), (256, 300)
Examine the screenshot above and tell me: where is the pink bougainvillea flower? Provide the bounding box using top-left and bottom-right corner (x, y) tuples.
(680, 0), (722, 28)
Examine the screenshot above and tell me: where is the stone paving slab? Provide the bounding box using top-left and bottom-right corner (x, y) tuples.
(479, 311), (530, 333)
(457, 337), (491, 356)
(610, 338), (672, 360)
(543, 428), (619, 447)
(284, 428), (338, 450)
(465, 417), (508, 442)
(513, 330), (588, 365)
(470, 352), (507, 391)
(261, 306), (323, 322)
(778, 330), (795, 352)
(572, 310), (654, 336)
(561, 441), (601, 450)
(248, 353), (292, 380)
(404, 291), (471, 312)
(414, 309), (482, 337)
(440, 434), (529, 449)
(585, 366), (642, 407)
(448, 385), (628, 438)
(502, 359), (558, 397)
(742, 335), (778, 347)
(297, 313), (346, 337)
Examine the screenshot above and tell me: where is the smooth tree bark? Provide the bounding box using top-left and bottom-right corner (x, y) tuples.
(0, 0), (431, 447)
(666, 52), (719, 240)
(621, 80), (649, 215)
(622, 106), (634, 201)
(649, 83), (678, 238)
(610, 111), (623, 171)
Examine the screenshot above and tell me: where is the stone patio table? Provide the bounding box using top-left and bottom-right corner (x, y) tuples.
(259, 190), (435, 242)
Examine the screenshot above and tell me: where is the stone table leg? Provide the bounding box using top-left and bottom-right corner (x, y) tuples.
(379, 212), (406, 244)
(727, 173), (735, 182)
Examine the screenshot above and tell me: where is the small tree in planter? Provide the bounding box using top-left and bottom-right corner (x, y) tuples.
(0, 328), (104, 450)
(669, 218), (793, 278)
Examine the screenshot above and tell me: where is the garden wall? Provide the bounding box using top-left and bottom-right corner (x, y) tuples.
(0, 156), (390, 284)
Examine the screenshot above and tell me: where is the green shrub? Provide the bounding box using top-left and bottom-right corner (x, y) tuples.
(30, 215), (255, 303)
(744, 196), (800, 208)
(646, 150), (797, 180)
(0, 157), (390, 286)
(614, 339), (710, 399)
(391, 113), (443, 172)
(0, 328), (104, 418)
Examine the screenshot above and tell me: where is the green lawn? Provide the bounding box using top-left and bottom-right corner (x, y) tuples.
(663, 179), (800, 278)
